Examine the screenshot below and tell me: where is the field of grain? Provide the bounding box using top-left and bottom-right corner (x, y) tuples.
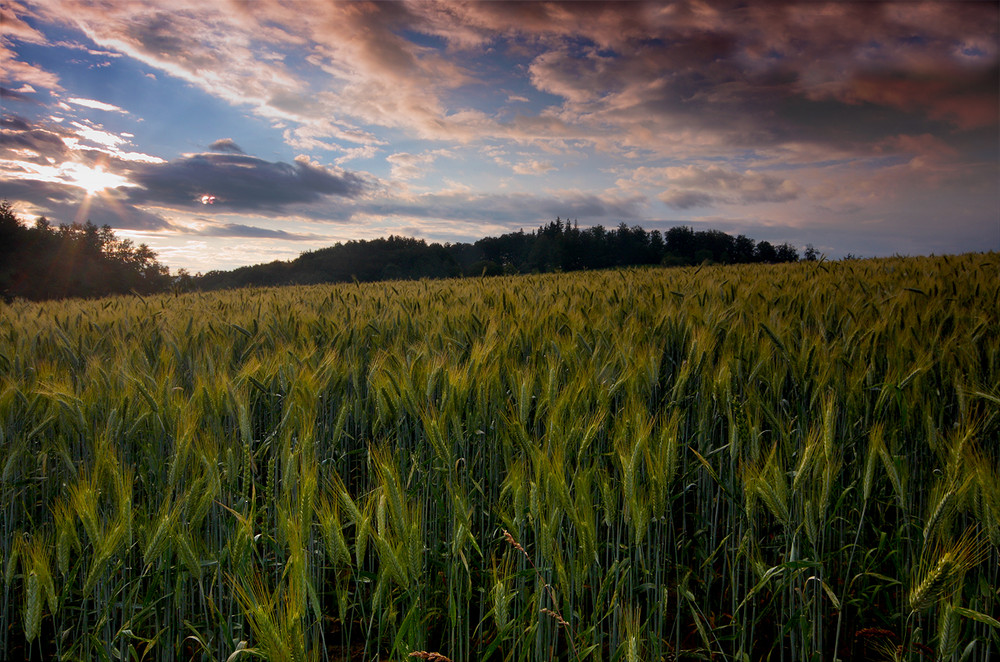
(1, 254), (998, 661)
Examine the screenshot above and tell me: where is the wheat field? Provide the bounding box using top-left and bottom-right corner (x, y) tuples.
(1, 254), (997, 661)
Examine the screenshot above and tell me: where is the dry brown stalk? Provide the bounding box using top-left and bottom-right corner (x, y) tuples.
(540, 607), (570, 628)
(503, 529), (525, 555)
(409, 652), (453, 662)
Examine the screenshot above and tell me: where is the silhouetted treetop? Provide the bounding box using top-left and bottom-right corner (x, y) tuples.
(194, 219), (800, 291)
(1, 198), (803, 299)
(0, 200), (171, 301)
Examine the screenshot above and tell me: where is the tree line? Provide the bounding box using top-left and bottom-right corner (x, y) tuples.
(2, 199), (813, 300)
(196, 218), (810, 290)
(0, 200), (171, 301)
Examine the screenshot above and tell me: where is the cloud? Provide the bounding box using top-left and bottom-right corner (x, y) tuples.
(51, 40), (123, 58)
(0, 44), (63, 91)
(1, 177), (173, 231)
(68, 121), (128, 149)
(829, 68), (999, 130)
(482, 146), (565, 176)
(386, 149), (451, 180)
(516, 2), (997, 154)
(58, 119), (165, 163)
(0, 114), (162, 166)
(125, 152), (371, 211)
(2, 2), (62, 89)
(658, 190), (714, 211)
(65, 97), (129, 113)
(1, 87), (40, 104)
(1, 2), (48, 44)
(512, 159), (556, 175)
(0, 115), (70, 162)
(282, 120), (385, 152)
(207, 138), (245, 154)
(19, 0), (996, 160)
(1, 115), (33, 133)
(362, 188), (645, 226)
(625, 165), (800, 209)
(24, 0), (485, 148)
(2, 114), (372, 231)
(192, 222), (318, 240)
(423, 2), (671, 51)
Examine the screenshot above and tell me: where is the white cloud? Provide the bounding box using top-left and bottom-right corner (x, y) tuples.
(66, 97), (128, 113)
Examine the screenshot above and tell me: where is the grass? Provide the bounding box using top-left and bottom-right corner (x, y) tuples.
(0, 253), (997, 661)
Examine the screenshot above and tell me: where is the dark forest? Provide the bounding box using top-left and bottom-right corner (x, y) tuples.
(2, 201), (809, 300)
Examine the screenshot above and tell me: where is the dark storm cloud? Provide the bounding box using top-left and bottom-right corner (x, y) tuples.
(126, 152), (371, 211)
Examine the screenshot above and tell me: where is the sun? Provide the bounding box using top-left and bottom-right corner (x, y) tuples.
(63, 162), (130, 196)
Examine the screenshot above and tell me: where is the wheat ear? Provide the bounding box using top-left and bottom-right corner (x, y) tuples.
(409, 652), (453, 662)
(909, 528), (988, 612)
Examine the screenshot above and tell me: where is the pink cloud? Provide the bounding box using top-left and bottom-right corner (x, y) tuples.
(625, 165), (800, 209)
(0, 45), (63, 90)
(0, 1), (48, 44)
(842, 71), (998, 130)
(12, 1), (998, 169)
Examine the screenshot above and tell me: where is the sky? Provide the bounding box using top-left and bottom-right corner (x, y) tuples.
(2, 0), (998, 273)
